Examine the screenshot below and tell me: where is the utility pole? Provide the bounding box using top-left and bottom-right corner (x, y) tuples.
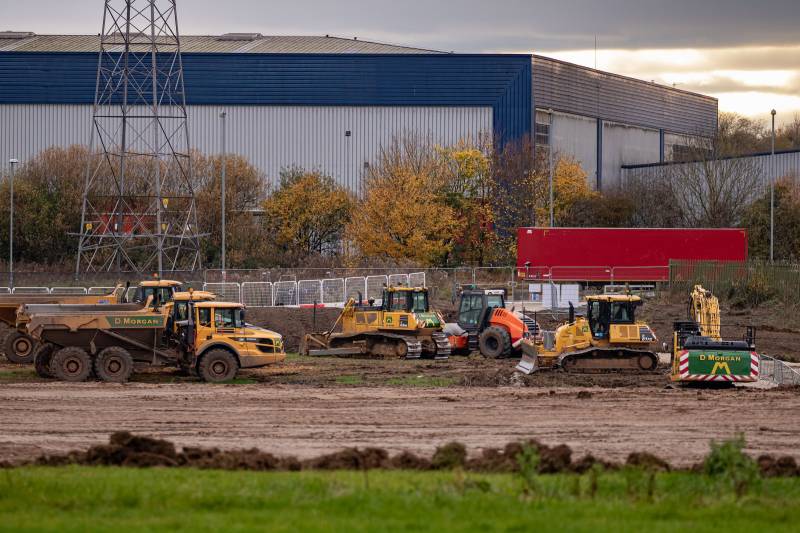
(548, 109), (555, 227)
(771, 109), (776, 263)
(8, 158), (17, 289)
(220, 111), (227, 279)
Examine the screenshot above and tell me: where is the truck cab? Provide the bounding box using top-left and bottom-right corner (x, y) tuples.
(176, 300), (285, 382)
(131, 280), (184, 305)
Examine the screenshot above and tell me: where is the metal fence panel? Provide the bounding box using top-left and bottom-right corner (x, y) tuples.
(366, 275), (388, 303)
(12, 287), (50, 294)
(409, 272), (426, 288)
(298, 280), (322, 306)
(388, 274), (409, 287)
(345, 276), (367, 302)
(203, 282), (241, 303)
(241, 282), (273, 308)
(89, 286), (115, 296)
(322, 278), (345, 305)
(50, 287), (88, 295)
(273, 281), (298, 306)
(0, 287), (9, 295)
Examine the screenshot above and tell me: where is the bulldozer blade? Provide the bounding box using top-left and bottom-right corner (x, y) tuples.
(515, 353), (538, 375)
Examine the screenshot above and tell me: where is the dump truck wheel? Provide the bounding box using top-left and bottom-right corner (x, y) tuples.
(479, 327), (512, 359)
(4, 331), (38, 364)
(198, 349), (238, 383)
(51, 347), (93, 382)
(95, 347), (134, 383)
(33, 343), (56, 379)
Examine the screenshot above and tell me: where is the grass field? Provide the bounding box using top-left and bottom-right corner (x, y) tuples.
(1, 467), (798, 532)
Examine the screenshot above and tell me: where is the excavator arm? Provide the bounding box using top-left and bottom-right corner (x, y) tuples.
(689, 285), (721, 341)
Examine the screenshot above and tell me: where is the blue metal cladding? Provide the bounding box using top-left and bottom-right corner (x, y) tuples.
(0, 51), (532, 145)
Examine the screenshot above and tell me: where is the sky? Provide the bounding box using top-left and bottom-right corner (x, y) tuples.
(2, 0), (799, 124)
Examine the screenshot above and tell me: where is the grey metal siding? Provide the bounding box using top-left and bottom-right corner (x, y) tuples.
(621, 151), (800, 193)
(0, 104), (493, 192)
(533, 56), (718, 138)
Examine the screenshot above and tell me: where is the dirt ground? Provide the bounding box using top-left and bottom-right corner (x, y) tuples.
(1, 356), (798, 467)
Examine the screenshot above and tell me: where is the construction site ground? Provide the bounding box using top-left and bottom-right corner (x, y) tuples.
(1, 354), (798, 468)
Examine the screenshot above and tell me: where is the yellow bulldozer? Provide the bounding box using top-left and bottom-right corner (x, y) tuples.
(301, 286), (450, 360)
(516, 294), (659, 373)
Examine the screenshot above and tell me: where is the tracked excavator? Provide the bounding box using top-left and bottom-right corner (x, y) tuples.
(670, 285), (759, 384)
(301, 286), (451, 360)
(516, 294), (659, 374)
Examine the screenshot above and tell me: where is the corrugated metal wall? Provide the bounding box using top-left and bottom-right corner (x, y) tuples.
(0, 51), (530, 146)
(0, 104), (492, 191)
(621, 151), (800, 192)
(533, 56), (718, 137)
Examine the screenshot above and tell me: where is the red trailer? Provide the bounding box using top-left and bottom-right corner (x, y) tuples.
(517, 228), (748, 282)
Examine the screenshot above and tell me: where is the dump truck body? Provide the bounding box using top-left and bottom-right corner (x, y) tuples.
(23, 295), (284, 383)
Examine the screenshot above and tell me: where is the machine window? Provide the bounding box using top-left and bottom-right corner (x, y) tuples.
(215, 308), (243, 328)
(411, 292), (428, 313)
(175, 302), (188, 321)
(487, 294), (504, 309)
(198, 308), (211, 327)
(611, 303), (633, 323)
(459, 295), (484, 326)
(389, 292), (409, 312)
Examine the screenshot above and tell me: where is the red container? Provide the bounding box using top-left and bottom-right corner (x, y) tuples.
(517, 228), (748, 282)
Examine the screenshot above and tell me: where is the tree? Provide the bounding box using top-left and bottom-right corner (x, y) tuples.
(534, 155), (596, 226)
(0, 146), (87, 266)
(193, 152), (268, 269)
(742, 177), (800, 261)
(262, 169), (354, 263)
(437, 144), (499, 265)
(347, 139), (458, 266)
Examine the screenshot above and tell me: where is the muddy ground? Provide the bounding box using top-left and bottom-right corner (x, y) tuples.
(1, 354), (798, 467)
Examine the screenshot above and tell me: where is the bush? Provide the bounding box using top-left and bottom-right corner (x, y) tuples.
(703, 434), (760, 499)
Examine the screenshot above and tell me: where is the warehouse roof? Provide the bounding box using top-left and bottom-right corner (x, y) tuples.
(0, 32), (442, 54)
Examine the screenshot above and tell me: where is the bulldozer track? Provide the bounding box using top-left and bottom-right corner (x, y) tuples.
(559, 348), (659, 374)
(430, 332), (451, 360)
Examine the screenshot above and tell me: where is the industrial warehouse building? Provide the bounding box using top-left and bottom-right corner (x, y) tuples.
(0, 31), (718, 192)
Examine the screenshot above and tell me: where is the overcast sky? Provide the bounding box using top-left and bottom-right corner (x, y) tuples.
(2, 0), (799, 123)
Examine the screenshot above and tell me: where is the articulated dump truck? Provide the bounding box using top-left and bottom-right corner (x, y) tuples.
(0, 279), (185, 364)
(19, 291), (285, 384)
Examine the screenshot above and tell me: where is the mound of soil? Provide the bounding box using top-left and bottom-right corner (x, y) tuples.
(758, 455), (800, 477)
(11, 431), (798, 478)
(626, 452), (672, 472)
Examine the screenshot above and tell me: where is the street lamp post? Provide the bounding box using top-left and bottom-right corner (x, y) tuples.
(548, 109), (555, 227)
(219, 111), (227, 279)
(8, 158), (18, 290)
(771, 109), (776, 263)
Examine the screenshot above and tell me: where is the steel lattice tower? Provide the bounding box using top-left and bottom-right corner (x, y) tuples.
(76, 0), (201, 275)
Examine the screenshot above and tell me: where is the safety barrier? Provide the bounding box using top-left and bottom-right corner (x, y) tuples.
(202, 282), (241, 303)
(345, 276), (367, 301)
(298, 280), (322, 306)
(241, 282), (273, 308)
(12, 287), (50, 295)
(273, 281), (298, 306)
(366, 275), (388, 304)
(321, 278), (345, 306)
(409, 272), (426, 288)
(760, 356), (800, 386)
(50, 287), (88, 295)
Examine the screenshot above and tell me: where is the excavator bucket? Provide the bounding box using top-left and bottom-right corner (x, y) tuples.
(515, 341), (539, 375)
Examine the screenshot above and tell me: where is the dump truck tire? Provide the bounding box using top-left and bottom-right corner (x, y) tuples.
(51, 347), (93, 382)
(33, 343), (56, 379)
(479, 327), (512, 359)
(95, 347), (134, 383)
(198, 349), (238, 383)
(4, 331), (38, 364)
